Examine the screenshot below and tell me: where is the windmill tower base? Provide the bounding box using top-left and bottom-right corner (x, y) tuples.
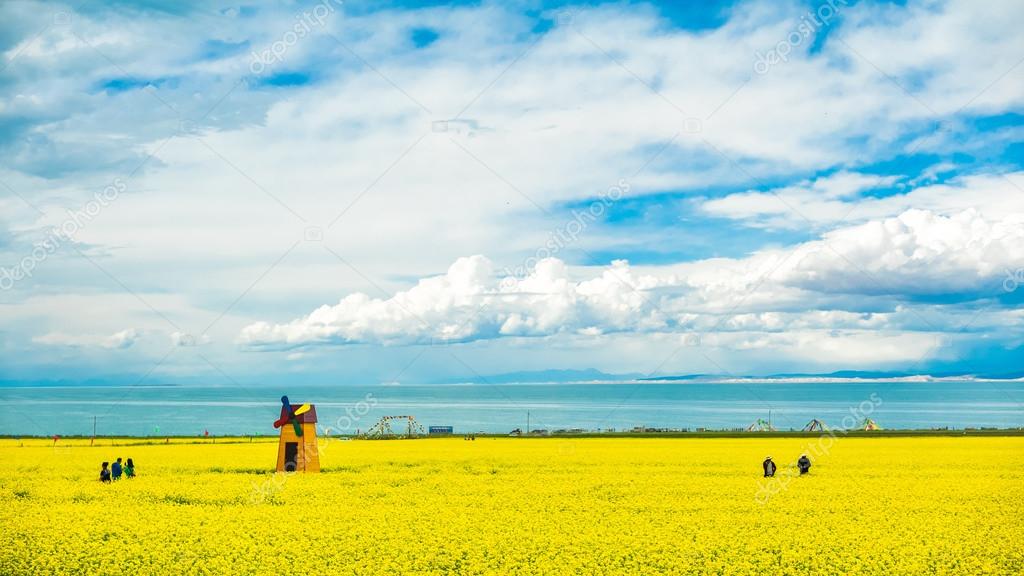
(275, 405), (320, 473)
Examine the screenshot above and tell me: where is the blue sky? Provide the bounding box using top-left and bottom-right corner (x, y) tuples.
(0, 0), (1023, 386)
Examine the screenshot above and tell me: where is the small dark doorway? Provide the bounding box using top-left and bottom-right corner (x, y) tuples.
(284, 442), (298, 471)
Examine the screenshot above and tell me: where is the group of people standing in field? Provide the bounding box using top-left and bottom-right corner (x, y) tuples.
(94, 453), (805, 480)
(99, 457), (136, 482)
(762, 454), (811, 477)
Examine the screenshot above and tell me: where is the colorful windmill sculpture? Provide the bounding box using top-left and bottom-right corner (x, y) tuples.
(273, 395), (320, 473)
(274, 395), (310, 437)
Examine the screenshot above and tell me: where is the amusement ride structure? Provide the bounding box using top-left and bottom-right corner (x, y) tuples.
(364, 415), (426, 439)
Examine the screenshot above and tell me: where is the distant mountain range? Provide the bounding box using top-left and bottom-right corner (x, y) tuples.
(4, 369), (1023, 388)
(443, 368), (646, 384)
(0, 378), (182, 388)
(452, 369), (1024, 384)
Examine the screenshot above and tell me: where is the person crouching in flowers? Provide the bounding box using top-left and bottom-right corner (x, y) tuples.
(762, 456), (776, 477)
(99, 462), (111, 483)
(124, 458), (136, 478)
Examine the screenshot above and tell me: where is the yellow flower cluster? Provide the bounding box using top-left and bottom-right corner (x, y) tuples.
(1, 436), (1021, 575)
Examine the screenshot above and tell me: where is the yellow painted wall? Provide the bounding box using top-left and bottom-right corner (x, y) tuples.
(275, 422), (320, 473)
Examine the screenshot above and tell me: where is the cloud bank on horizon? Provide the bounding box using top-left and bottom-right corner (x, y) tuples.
(1, 0), (1022, 384)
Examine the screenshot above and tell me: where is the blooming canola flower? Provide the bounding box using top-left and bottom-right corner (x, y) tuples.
(0, 437), (1021, 575)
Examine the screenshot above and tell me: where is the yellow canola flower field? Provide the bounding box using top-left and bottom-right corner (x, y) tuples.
(1, 436), (1022, 575)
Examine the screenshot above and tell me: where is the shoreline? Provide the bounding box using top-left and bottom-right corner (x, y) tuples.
(7, 428), (1024, 443)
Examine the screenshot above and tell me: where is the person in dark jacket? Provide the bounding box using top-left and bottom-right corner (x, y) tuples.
(762, 456), (776, 477)
(797, 454), (811, 475)
(99, 462), (111, 483)
(111, 457), (123, 480)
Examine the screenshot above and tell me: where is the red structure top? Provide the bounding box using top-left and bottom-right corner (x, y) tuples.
(292, 405), (317, 423)
(273, 396), (318, 435)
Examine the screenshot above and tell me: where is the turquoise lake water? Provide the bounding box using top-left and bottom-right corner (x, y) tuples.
(1, 381), (1021, 436)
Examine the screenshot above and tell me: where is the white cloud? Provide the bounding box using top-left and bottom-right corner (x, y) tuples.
(106, 328), (139, 349)
(242, 208), (1024, 348)
(170, 331), (211, 347)
(2, 0), (1022, 379)
(33, 328), (139, 349)
(772, 208), (1024, 297)
(701, 171), (901, 227)
(702, 170), (1024, 228)
(708, 329), (942, 365)
(240, 255), (670, 347)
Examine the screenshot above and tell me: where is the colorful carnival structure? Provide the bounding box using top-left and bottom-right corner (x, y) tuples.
(365, 415), (426, 439)
(803, 419), (829, 432)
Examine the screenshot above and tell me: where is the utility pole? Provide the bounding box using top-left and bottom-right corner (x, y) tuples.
(527, 411), (530, 435)
(93, 416), (97, 438)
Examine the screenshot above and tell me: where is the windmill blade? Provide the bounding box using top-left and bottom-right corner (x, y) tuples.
(274, 396), (293, 428)
(294, 404), (311, 416)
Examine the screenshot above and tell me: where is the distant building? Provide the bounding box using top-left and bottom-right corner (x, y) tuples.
(428, 426), (454, 435)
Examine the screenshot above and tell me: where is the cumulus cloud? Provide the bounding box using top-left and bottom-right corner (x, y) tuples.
(772, 208), (1024, 297)
(33, 328), (139, 349)
(106, 329), (140, 349)
(242, 208), (1024, 348)
(240, 256), (672, 347)
(3, 0), (1023, 379)
(170, 331), (211, 347)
